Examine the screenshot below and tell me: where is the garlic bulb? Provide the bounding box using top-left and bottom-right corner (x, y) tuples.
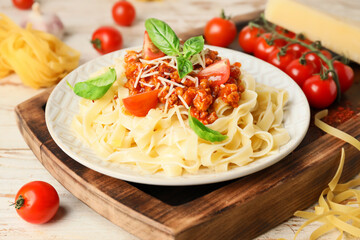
(21, 2), (64, 39)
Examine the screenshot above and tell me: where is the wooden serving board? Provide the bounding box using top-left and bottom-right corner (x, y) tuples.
(15, 12), (360, 240)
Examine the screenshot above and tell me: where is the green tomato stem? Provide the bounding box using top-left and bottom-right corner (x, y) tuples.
(15, 195), (25, 210)
(91, 39), (102, 50)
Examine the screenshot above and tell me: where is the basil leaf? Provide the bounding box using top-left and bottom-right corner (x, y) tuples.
(70, 68), (117, 100)
(177, 56), (193, 79)
(145, 18), (180, 56)
(188, 108), (228, 142)
(183, 36), (204, 59)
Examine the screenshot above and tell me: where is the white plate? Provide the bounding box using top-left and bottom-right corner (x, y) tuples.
(45, 46), (310, 186)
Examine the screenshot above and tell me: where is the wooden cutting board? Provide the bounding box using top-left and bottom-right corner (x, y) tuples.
(15, 11), (360, 240)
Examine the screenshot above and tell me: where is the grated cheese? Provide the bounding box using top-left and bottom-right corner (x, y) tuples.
(165, 85), (174, 99)
(201, 51), (206, 68)
(165, 60), (177, 69)
(141, 64), (159, 75)
(139, 55), (176, 64)
(155, 82), (160, 90)
(139, 81), (154, 88)
(187, 75), (198, 87)
(134, 67), (143, 88)
(141, 71), (159, 78)
(175, 106), (186, 129)
(197, 53), (205, 69)
(157, 76), (184, 88)
(159, 85), (167, 94)
(181, 76), (187, 84)
(178, 95), (189, 109)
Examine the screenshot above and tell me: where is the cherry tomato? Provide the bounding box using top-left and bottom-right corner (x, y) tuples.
(332, 61), (354, 93)
(204, 13), (237, 47)
(254, 33), (286, 61)
(143, 31), (165, 60)
(267, 48), (296, 71)
(285, 59), (316, 87)
(321, 50), (332, 59)
(12, 0), (33, 9)
(288, 43), (308, 59)
(304, 50), (332, 73)
(298, 36), (312, 45)
(197, 58), (230, 85)
(302, 75), (337, 108)
(91, 26), (123, 55)
(112, 0), (136, 27)
(123, 90), (159, 117)
(14, 181), (59, 224)
(275, 26), (296, 38)
(304, 53), (322, 73)
(238, 26), (264, 53)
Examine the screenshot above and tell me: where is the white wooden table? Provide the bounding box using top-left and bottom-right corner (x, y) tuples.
(0, 0), (346, 239)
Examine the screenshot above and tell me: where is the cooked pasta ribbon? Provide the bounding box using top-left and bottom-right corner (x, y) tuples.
(291, 111), (360, 240)
(72, 60), (290, 177)
(0, 14), (80, 88)
(315, 110), (360, 151)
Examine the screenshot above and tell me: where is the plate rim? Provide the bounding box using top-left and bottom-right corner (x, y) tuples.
(45, 45), (310, 186)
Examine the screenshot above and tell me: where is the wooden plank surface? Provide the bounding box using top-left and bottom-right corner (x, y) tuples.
(2, 0), (360, 239)
(15, 71), (360, 240)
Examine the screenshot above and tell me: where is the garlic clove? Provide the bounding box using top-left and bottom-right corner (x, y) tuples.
(21, 2), (65, 39)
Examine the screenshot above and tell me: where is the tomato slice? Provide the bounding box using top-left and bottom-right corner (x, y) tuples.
(197, 58), (230, 85)
(122, 90), (159, 117)
(143, 31), (165, 60)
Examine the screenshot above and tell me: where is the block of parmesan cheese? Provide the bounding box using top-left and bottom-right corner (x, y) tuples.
(264, 0), (360, 64)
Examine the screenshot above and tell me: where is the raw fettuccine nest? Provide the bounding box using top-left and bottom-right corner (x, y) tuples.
(0, 14), (80, 88)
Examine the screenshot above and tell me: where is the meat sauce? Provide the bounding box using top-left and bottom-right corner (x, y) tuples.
(123, 49), (244, 124)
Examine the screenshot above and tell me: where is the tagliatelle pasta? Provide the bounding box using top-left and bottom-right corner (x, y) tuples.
(315, 110), (360, 151)
(279, 110), (360, 240)
(72, 58), (290, 177)
(0, 14), (80, 88)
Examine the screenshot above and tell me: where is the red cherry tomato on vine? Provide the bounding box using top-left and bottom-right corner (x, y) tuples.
(288, 43), (308, 59)
(254, 33), (286, 61)
(267, 48), (296, 71)
(238, 26), (264, 53)
(332, 60), (354, 93)
(299, 37), (313, 45)
(91, 26), (123, 55)
(112, 0), (136, 26)
(123, 90), (159, 117)
(304, 50), (332, 72)
(285, 59), (316, 87)
(14, 181), (59, 224)
(275, 26), (296, 38)
(204, 13), (237, 47)
(302, 75), (337, 109)
(320, 50), (332, 59)
(12, 0), (33, 9)
(304, 53), (322, 73)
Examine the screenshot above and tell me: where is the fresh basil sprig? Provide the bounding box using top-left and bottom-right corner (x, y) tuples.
(176, 56), (194, 79)
(183, 36), (204, 59)
(145, 18), (180, 56)
(188, 108), (228, 142)
(67, 68), (117, 100)
(145, 18), (204, 79)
